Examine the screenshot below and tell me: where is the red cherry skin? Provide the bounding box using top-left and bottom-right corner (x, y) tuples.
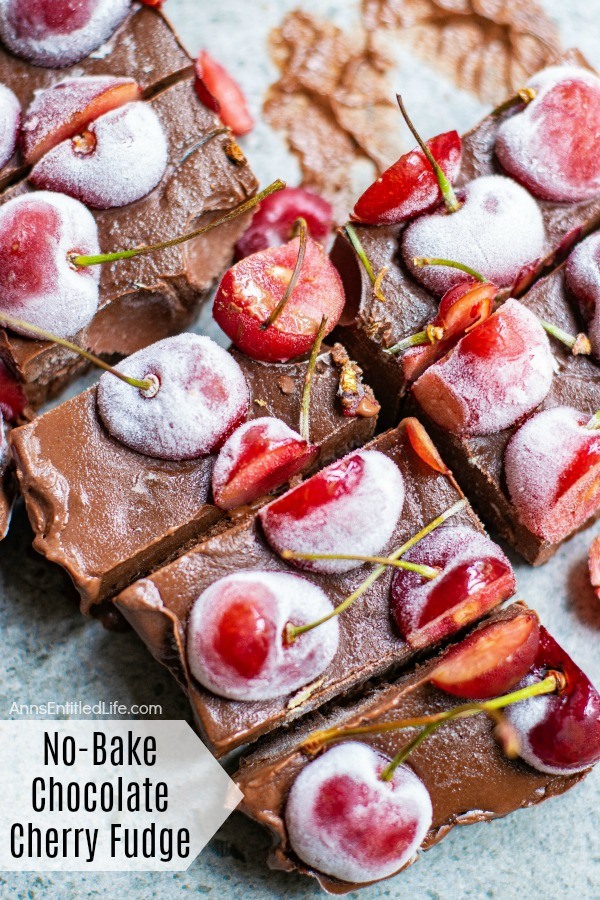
(213, 235), (345, 363)
(0, 358), (26, 423)
(195, 50), (253, 136)
(353, 131), (462, 225)
(235, 187), (333, 260)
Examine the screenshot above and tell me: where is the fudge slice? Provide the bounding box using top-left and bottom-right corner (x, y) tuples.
(10, 345), (375, 610)
(235, 604), (590, 893)
(0, 75), (258, 407)
(115, 422), (514, 757)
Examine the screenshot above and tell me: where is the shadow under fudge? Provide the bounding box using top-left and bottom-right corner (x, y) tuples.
(114, 422), (514, 757)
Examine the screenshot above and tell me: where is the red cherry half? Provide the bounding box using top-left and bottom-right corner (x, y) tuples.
(285, 742), (432, 884)
(504, 405), (600, 544)
(353, 131), (462, 225)
(565, 232), (600, 360)
(195, 50), (254, 137)
(430, 612), (540, 699)
(412, 299), (554, 436)
(213, 235), (345, 363)
(0, 358), (26, 423)
(186, 570), (339, 701)
(506, 626), (600, 774)
(212, 417), (319, 510)
(496, 66), (600, 203)
(235, 187), (333, 260)
(391, 525), (515, 649)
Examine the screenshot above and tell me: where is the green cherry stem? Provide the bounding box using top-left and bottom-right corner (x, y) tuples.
(413, 256), (486, 283)
(261, 218), (308, 330)
(386, 325), (443, 356)
(71, 179), (286, 268)
(281, 550), (440, 579)
(300, 315), (328, 443)
(587, 410), (600, 429)
(345, 224), (377, 284)
(396, 95), (460, 214)
(0, 313), (154, 392)
(284, 498), (466, 644)
(491, 87), (537, 117)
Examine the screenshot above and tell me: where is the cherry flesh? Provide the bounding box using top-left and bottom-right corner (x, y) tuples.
(235, 187), (333, 260)
(195, 50), (253, 136)
(565, 231), (600, 360)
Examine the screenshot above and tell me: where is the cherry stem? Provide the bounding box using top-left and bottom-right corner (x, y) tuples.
(0, 313), (154, 392)
(281, 550), (440, 580)
(261, 218), (308, 330)
(70, 179), (286, 268)
(300, 316), (328, 443)
(344, 224), (377, 284)
(413, 257), (486, 283)
(387, 324), (444, 356)
(540, 320), (591, 355)
(491, 87), (537, 117)
(284, 498), (466, 644)
(396, 95), (460, 215)
(587, 410), (600, 429)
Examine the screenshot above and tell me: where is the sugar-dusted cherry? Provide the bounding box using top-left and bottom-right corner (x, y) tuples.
(213, 233), (345, 363)
(506, 626), (600, 774)
(504, 405), (600, 544)
(186, 570), (339, 701)
(391, 525), (515, 649)
(0, 191), (100, 339)
(565, 231), (600, 359)
(412, 299), (554, 436)
(285, 742), (432, 884)
(0, 83), (20, 169)
(0, 0), (131, 67)
(430, 611), (540, 699)
(96, 333), (250, 460)
(402, 175), (545, 296)
(496, 66), (600, 203)
(212, 417), (319, 510)
(260, 450), (405, 574)
(235, 187), (332, 260)
(21, 76), (141, 166)
(353, 131), (462, 225)
(30, 101), (168, 209)
(195, 50), (253, 137)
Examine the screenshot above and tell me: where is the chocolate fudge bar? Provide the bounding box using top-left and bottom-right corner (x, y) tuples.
(10, 345), (375, 610)
(114, 422), (514, 757)
(235, 604), (587, 893)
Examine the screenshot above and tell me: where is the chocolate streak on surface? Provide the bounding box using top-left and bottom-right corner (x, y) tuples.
(10, 347), (375, 611)
(235, 603), (587, 893)
(114, 423), (512, 757)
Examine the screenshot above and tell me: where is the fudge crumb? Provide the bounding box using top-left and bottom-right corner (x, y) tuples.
(254, 398), (267, 407)
(332, 342), (381, 418)
(277, 374), (296, 394)
(225, 139), (247, 166)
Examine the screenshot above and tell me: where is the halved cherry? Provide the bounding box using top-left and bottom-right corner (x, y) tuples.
(212, 417), (319, 510)
(195, 50), (254, 136)
(430, 612), (540, 699)
(235, 187), (333, 260)
(402, 417), (448, 475)
(0, 358), (27, 423)
(352, 131), (462, 225)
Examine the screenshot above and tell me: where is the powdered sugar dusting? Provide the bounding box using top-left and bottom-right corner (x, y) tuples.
(96, 334), (250, 461)
(402, 175), (545, 295)
(565, 232), (600, 358)
(0, 191), (100, 338)
(259, 449), (405, 574)
(186, 570), (339, 701)
(0, 0), (130, 68)
(285, 742), (432, 883)
(496, 66), (600, 202)
(0, 83), (20, 169)
(30, 101), (168, 209)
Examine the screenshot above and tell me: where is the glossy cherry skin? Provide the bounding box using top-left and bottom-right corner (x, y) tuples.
(212, 417), (319, 510)
(235, 187), (333, 259)
(506, 627), (600, 775)
(504, 406), (600, 544)
(430, 612), (540, 699)
(0, 358), (26, 423)
(213, 235), (345, 363)
(391, 525), (515, 650)
(565, 232), (600, 360)
(186, 570), (339, 702)
(195, 50), (253, 136)
(285, 742), (432, 884)
(496, 66), (600, 202)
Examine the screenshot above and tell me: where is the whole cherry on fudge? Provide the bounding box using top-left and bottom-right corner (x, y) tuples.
(30, 101), (168, 209)
(96, 333), (250, 461)
(285, 742), (432, 884)
(391, 525), (515, 649)
(213, 229), (346, 363)
(212, 417), (319, 510)
(21, 76), (141, 166)
(495, 66), (600, 203)
(186, 570), (339, 701)
(0, 83), (20, 169)
(195, 49), (254, 137)
(259, 450), (405, 574)
(411, 298), (554, 436)
(235, 187), (332, 259)
(565, 231), (600, 359)
(0, 0), (131, 67)
(430, 610), (540, 699)
(504, 405), (600, 544)
(0, 191), (100, 339)
(505, 626), (600, 774)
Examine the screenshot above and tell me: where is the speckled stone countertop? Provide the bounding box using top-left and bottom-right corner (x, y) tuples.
(1, 1), (600, 897)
